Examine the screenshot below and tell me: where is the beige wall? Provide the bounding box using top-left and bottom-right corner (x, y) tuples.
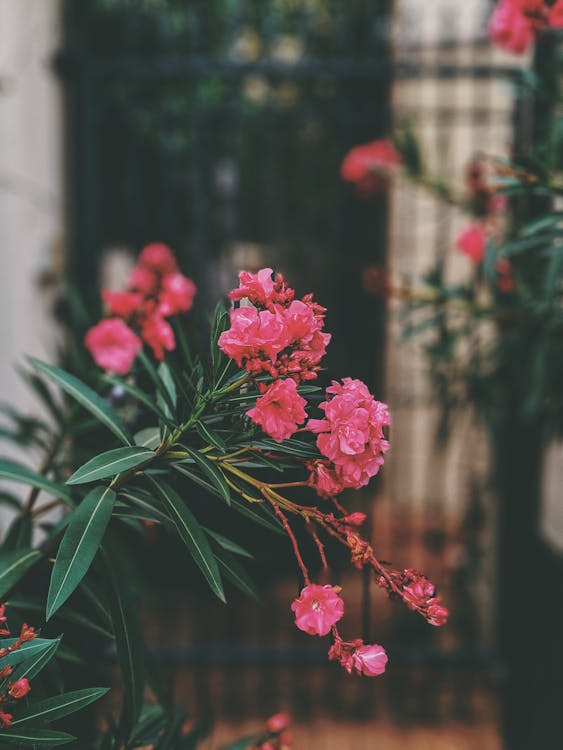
(0, 0), (63, 417)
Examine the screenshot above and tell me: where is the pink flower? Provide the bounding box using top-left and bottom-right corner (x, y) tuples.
(488, 0), (537, 54)
(402, 577), (436, 610)
(138, 243), (178, 275)
(266, 712), (291, 733)
(8, 678), (30, 699)
(427, 597), (449, 626)
(158, 273), (197, 316)
(307, 461), (345, 499)
(84, 318), (142, 375)
(291, 584), (344, 636)
(229, 268), (276, 307)
(456, 224), (487, 264)
(496, 257), (516, 293)
(141, 315), (175, 360)
(247, 379), (308, 442)
(352, 644), (388, 676)
(342, 512), (367, 527)
(341, 139), (401, 196)
(487, 193), (508, 215)
(548, 0), (563, 26)
(218, 306), (289, 371)
(328, 637), (388, 677)
(102, 289), (143, 318)
(0, 711), (12, 728)
(308, 378), (390, 490)
(129, 265), (159, 295)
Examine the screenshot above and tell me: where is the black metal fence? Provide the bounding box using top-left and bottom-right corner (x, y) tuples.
(57, 0), (522, 729)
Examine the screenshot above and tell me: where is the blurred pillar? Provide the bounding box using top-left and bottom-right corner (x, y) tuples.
(0, 0), (64, 512)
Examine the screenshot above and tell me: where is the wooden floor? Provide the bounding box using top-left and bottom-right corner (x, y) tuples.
(206, 720), (502, 749)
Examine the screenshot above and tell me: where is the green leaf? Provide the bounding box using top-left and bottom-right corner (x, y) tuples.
(215, 549), (259, 600)
(9, 636), (61, 683)
(230, 497), (283, 535)
(195, 421), (227, 453)
(47, 486), (116, 619)
(0, 549), (41, 597)
(3, 516), (32, 550)
(67, 447), (155, 485)
(28, 357), (132, 445)
(179, 447), (231, 506)
(0, 638), (57, 672)
(134, 427), (161, 450)
(118, 488), (172, 525)
(11, 687), (109, 726)
(147, 477), (225, 602)
(203, 528), (253, 559)
(100, 545), (145, 741)
(0, 459), (72, 505)
(0, 728), (74, 746)
(104, 374), (174, 426)
(251, 437), (319, 459)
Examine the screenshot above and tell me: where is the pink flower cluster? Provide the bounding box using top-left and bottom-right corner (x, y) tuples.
(307, 378), (390, 496)
(85, 244), (196, 374)
(340, 138), (401, 196)
(328, 638), (388, 677)
(0, 605), (36, 728)
(291, 584), (388, 677)
(377, 568), (449, 627)
(219, 268), (330, 442)
(457, 224), (488, 264)
(489, 0), (563, 54)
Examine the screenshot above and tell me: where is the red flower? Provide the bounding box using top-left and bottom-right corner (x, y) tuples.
(307, 461), (345, 499)
(8, 678), (30, 699)
(548, 0), (563, 26)
(456, 224), (487, 264)
(246, 379), (308, 443)
(158, 273), (197, 316)
(496, 257), (516, 293)
(84, 319), (142, 375)
(229, 268), (277, 307)
(138, 243), (178, 275)
(291, 584), (344, 636)
(141, 315), (176, 361)
(488, 0), (545, 54)
(0, 711), (12, 728)
(18, 624), (37, 643)
(328, 637), (388, 677)
(102, 289), (143, 318)
(266, 712), (290, 733)
(352, 643), (388, 676)
(427, 597), (449, 626)
(341, 139), (401, 196)
(308, 378), (390, 490)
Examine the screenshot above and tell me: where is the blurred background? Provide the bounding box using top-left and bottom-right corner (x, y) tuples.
(1, 1), (562, 748)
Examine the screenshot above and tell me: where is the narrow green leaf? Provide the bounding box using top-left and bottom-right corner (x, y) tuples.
(203, 528), (253, 559)
(9, 636), (61, 683)
(11, 687), (109, 726)
(117, 490), (172, 526)
(28, 357), (132, 445)
(230, 497), (283, 535)
(147, 477), (225, 602)
(134, 427), (161, 450)
(0, 638), (56, 672)
(179, 447), (231, 506)
(3, 516), (32, 550)
(0, 728), (74, 746)
(67, 447), (154, 485)
(195, 421), (227, 453)
(0, 549), (41, 597)
(214, 548), (259, 600)
(100, 545), (145, 741)
(104, 374), (174, 425)
(0, 459), (72, 505)
(47, 486), (116, 619)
